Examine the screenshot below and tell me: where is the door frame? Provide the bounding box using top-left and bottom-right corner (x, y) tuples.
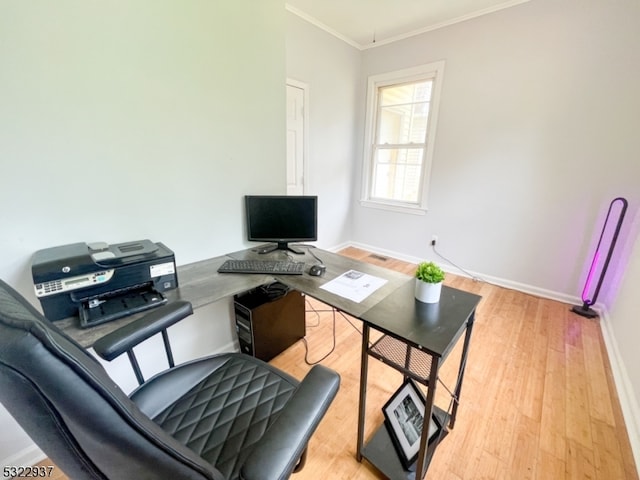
(286, 78), (310, 194)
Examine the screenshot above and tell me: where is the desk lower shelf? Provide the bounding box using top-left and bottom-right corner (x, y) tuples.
(361, 406), (449, 480)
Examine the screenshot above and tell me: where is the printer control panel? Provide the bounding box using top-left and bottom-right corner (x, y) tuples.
(34, 270), (114, 298)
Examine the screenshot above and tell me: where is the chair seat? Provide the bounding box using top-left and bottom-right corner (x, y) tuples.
(131, 353), (298, 480)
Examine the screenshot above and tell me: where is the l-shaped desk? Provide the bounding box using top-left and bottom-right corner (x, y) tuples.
(59, 246), (481, 480)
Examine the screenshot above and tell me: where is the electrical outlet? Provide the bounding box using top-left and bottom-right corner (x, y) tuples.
(431, 235), (438, 246)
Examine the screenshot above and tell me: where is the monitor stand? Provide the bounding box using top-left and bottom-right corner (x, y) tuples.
(257, 242), (304, 255)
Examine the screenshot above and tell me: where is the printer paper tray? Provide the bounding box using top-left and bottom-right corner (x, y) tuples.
(79, 288), (167, 329)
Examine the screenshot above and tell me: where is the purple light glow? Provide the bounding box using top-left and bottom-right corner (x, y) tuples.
(581, 249), (600, 304)
(576, 197), (628, 313)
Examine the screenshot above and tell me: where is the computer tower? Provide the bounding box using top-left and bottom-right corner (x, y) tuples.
(233, 282), (305, 362)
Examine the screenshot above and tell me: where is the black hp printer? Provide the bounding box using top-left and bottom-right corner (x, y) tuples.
(32, 240), (178, 328)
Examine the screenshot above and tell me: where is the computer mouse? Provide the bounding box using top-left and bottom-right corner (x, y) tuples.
(308, 264), (326, 276)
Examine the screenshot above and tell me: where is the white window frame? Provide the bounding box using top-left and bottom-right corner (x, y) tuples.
(360, 61), (445, 215)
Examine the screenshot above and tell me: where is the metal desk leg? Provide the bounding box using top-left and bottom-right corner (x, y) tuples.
(356, 323), (370, 462)
(449, 312), (475, 428)
(416, 355), (440, 480)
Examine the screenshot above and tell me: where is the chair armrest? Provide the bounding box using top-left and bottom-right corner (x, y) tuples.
(93, 301), (193, 361)
(240, 364), (340, 480)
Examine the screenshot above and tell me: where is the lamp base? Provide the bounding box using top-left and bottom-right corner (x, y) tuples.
(571, 304), (599, 318)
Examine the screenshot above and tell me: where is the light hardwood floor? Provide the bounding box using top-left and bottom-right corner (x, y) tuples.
(31, 247), (638, 479)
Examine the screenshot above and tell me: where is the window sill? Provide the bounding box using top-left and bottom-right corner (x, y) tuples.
(360, 199), (427, 215)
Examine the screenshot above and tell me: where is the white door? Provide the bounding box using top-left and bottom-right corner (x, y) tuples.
(286, 82), (306, 195)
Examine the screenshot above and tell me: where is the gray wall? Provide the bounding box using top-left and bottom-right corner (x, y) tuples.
(352, 0), (640, 308)
(286, 12), (361, 248)
(0, 0), (286, 467)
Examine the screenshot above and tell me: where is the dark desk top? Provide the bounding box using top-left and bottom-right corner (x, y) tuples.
(227, 247), (411, 318)
(359, 281), (482, 360)
(61, 247), (411, 348)
(59, 254), (271, 348)
(60, 246), (479, 355)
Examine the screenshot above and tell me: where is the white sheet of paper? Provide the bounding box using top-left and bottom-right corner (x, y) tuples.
(320, 270), (387, 303)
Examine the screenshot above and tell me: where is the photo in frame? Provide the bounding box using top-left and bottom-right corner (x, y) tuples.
(382, 379), (442, 470)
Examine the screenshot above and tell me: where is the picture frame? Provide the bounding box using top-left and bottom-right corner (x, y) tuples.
(382, 379), (442, 470)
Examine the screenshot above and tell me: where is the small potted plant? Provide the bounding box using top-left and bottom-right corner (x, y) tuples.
(414, 261), (445, 303)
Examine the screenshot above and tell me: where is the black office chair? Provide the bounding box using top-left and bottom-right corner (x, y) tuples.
(0, 279), (340, 480)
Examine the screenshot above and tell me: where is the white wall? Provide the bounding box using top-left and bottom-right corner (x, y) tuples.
(286, 12), (361, 249)
(607, 209), (640, 462)
(352, 0), (640, 306)
(0, 0), (286, 468)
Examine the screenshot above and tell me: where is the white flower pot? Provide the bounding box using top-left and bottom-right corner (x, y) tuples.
(415, 279), (442, 303)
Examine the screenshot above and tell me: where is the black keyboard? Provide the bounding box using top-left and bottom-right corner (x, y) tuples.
(217, 259), (305, 275)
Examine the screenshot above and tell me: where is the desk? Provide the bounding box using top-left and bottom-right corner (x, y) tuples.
(60, 247), (409, 348)
(356, 281), (481, 479)
(59, 246), (480, 479)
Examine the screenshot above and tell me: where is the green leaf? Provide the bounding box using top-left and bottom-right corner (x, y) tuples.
(415, 261), (445, 283)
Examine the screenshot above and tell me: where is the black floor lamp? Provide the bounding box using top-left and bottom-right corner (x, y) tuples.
(572, 197), (628, 318)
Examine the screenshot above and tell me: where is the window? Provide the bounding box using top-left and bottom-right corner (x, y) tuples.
(361, 62), (445, 214)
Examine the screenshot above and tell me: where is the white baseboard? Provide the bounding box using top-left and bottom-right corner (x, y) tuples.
(218, 339), (240, 355)
(1, 444), (46, 479)
(599, 309), (640, 474)
(348, 240), (582, 305)
(324, 241), (351, 253)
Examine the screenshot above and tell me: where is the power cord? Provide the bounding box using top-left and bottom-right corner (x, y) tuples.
(432, 244), (486, 283)
(301, 306), (336, 365)
(295, 244), (325, 267)
(302, 302), (363, 364)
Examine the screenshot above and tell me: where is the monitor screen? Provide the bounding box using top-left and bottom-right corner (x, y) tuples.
(245, 195), (317, 254)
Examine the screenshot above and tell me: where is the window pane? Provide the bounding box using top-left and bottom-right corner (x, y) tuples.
(379, 81), (432, 106)
(371, 148), (424, 203)
(378, 103), (429, 144)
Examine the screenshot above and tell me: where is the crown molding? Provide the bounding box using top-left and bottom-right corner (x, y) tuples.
(286, 0), (531, 51)
(285, 4), (362, 50)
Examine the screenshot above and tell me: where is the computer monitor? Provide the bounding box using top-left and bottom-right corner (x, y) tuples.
(245, 195), (317, 254)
